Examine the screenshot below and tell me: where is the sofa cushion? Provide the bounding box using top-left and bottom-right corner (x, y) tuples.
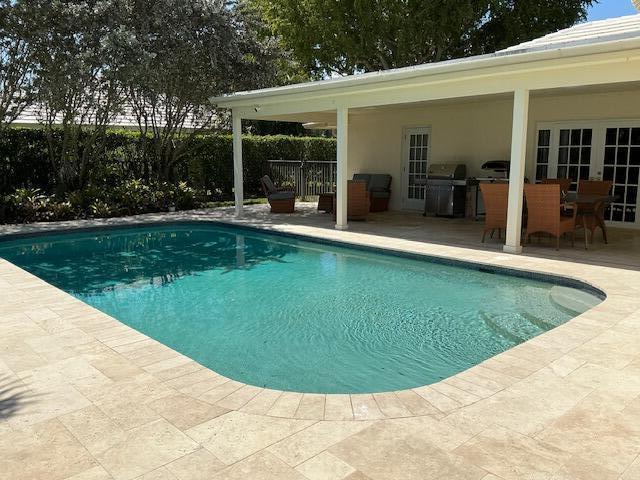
(352, 173), (371, 188)
(261, 175), (278, 194)
(269, 191), (295, 200)
(370, 190), (390, 198)
(369, 174), (392, 192)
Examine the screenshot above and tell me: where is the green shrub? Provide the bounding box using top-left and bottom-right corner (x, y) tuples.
(8, 187), (47, 222)
(174, 181), (196, 210)
(0, 130), (54, 196)
(111, 179), (154, 215)
(89, 200), (114, 218)
(67, 186), (103, 213)
(1, 128), (336, 199)
(39, 201), (75, 222)
(1, 127), (336, 224)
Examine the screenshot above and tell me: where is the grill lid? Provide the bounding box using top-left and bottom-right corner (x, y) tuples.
(427, 163), (467, 179)
(481, 160), (510, 173)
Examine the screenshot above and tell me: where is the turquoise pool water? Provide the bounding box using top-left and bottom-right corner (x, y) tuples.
(0, 224), (602, 393)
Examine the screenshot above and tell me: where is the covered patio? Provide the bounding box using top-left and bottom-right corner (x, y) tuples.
(214, 15), (640, 255)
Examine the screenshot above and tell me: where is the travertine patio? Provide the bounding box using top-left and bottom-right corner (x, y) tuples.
(2, 204), (640, 479)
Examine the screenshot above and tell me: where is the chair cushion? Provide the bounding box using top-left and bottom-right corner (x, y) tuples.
(370, 190), (390, 198)
(269, 191), (295, 200)
(369, 174), (392, 192)
(352, 174), (371, 188)
(261, 175), (278, 194)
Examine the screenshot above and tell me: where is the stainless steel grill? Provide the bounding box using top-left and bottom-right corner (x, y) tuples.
(422, 164), (467, 217)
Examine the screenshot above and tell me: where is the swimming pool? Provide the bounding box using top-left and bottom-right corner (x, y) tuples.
(0, 223), (603, 393)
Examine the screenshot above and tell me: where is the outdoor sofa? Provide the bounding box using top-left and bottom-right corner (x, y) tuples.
(352, 173), (392, 212)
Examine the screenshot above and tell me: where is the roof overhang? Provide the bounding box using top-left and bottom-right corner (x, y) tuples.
(212, 36), (640, 121)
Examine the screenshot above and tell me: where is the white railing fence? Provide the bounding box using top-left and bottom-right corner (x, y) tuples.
(268, 160), (337, 198)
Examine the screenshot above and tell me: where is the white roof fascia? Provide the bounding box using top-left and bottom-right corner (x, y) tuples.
(212, 36), (640, 109)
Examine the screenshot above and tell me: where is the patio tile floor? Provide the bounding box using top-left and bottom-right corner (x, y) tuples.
(1, 203), (640, 478)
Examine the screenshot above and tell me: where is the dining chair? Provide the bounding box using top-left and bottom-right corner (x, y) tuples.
(479, 183), (509, 243)
(524, 184), (577, 250)
(541, 177), (572, 194)
(575, 180), (613, 244)
(577, 180), (613, 196)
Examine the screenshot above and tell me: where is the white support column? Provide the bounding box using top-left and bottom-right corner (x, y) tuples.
(232, 110), (243, 217)
(504, 89), (530, 254)
(335, 107), (349, 230)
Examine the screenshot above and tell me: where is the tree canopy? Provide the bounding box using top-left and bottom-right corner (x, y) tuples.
(250, 0), (595, 77)
(0, 0), (35, 129)
(1, 0), (281, 190)
(112, 0), (280, 180)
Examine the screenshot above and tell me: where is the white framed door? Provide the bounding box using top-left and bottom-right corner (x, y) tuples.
(535, 120), (640, 227)
(534, 125), (599, 192)
(402, 127), (431, 210)
(602, 125), (640, 224)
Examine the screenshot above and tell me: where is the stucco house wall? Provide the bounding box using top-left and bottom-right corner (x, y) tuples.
(347, 87), (640, 211)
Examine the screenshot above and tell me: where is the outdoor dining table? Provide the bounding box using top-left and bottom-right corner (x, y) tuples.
(563, 192), (618, 249)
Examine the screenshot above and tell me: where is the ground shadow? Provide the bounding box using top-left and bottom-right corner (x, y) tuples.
(0, 374), (37, 420)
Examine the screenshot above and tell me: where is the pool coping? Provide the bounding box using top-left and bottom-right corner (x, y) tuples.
(0, 218), (608, 398)
(4, 206), (640, 477)
(0, 208), (640, 420)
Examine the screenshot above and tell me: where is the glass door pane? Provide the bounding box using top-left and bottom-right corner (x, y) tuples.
(405, 130), (430, 207)
(603, 127), (639, 223)
(535, 129), (551, 181)
(556, 128), (592, 192)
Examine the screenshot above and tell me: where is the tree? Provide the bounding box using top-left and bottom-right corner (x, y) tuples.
(115, 0), (280, 181)
(0, 0), (35, 130)
(23, 0), (125, 193)
(469, 0), (597, 55)
(250, 0), (594, 78)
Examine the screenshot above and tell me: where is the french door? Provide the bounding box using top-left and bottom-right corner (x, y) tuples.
(602, 127), (640, 223)
(535, 121), (640, 226)
(535, 127), (595, 192)
(403, 127), (431, 210)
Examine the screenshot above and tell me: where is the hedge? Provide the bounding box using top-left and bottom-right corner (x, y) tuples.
(0, 128), (337, 198)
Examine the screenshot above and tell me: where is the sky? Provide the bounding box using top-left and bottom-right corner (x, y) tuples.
(587, 0), (637, 21)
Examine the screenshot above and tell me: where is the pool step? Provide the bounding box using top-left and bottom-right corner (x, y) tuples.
(550, 286), (601, 316)
(481, 311), (548, 344)
(519, 311), (559, 331)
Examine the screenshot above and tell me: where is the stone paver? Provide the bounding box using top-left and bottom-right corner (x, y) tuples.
(1, 204), (640, 478)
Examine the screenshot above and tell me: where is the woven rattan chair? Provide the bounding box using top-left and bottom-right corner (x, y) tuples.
(352, 173), (392, 212)
(524, 184), (577, 250)
(260, 175), (296, 213)
(332, 180), (370, 221)
(479, 183), (509, 243)
(576, 180), (613, 244)
(541, 177), (572, 194)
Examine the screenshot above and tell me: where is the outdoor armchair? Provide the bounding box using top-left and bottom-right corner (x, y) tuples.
(333, 180), (370, 221)
(260, 175), (296, 213)
(353, 173), (392, 212)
